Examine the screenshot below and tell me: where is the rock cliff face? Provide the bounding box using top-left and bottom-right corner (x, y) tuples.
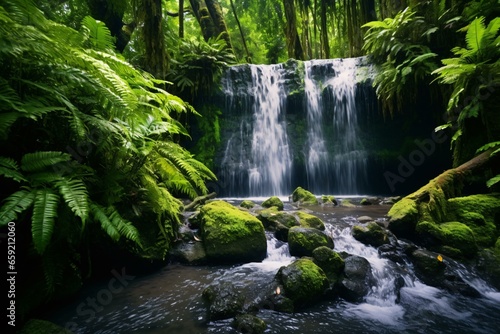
(194, 57), (451, 197)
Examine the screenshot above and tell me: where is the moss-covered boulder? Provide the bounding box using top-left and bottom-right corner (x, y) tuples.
(257, 208), (297, 241)
(296, 211), (325, 230)
(352, 222), (390, 248)
(240, 200), (256, 209)
(446, 194), (500, 247)
(288, 227), (334, 257)
(291, 187), (318, 205)
(321, 195), (338, 205)
(276, 258), (329, 308)
(199, 201), (267, 264)
(19, 319), (74, 334)
(262, 196), (284, 211)
(232, 314), (267, 334)
(360, 198), (372, 205)
(340, 199), (356, 207)
(312, 246), (345, 286)
(416, 221), (478, 258)
(202, 282), (245, 321)
(387, 198), (419, 239)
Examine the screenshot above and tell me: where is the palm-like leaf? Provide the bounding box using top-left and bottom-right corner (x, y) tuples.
(32, 189), (59, 254)
(81, 16), (115, 52)
(56, 178), (89, 224)
(0, 190), (34, 226)
(21, 151), (72, 173)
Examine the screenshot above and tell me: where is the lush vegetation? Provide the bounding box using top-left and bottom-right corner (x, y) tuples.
(0, 0), (498, 326)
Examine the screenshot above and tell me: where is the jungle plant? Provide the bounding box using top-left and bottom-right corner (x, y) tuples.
(0, 0), (215, 304)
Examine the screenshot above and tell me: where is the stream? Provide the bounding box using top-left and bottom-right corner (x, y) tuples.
(47, 198), (500, 333)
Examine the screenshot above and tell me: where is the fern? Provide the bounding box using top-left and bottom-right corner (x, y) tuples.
(56, 178), (89, 224)
(32, 188), (59, 254)
(21, 151), (72, 173)
(486, 175), (500, 188)
(0, 190), (34, 226)
(81, 16), (115, 52)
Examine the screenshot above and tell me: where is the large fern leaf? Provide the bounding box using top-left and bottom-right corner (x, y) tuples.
(81, 16), (115, 52)
(465, 17), (485, 52)
(56, 178), (89, 224)
(90, 203), (120, 241)
(0, 156), (26, 182)
(21, 151), (72, 173)
(32, 189), (59, 254)
(0, 190), (34, 226)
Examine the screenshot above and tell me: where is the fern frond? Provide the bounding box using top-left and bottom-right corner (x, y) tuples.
(81, 16), (115, 51)
(21, 152), (72, 173)
(486, 175), (500, 188)
(0, 190), (34, 226)
(0, 157), (26, 182)
(90, 203), (120, 241)
(108, 209), (140, 245)
(56, 178), (89, 224)
(0, 112), (21, 140)
(465, 17), (485, 52)
(32, 188), (59, 254)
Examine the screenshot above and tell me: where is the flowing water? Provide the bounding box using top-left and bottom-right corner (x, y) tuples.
(47, 202), (500, 334)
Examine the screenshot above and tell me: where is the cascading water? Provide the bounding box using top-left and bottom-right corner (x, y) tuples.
(304, 59), (368, 194)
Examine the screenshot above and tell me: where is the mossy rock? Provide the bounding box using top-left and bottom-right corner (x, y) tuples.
(257, 209), (298, 241)
(276, 258), (329, 308)
(199, 201), (267, 264)
(352, 222), (390, 247)
(312, 246), (345, 285)
(446, 194), (500, 247)
(296, 211), (325, 230)
(388, 198), (419, 239)
(416, 221), (478, 258)
(410, 249), (446, 286)
(360, 198), (372, 205)
(291, 187), (318, 205)
(203, 282), (245, 321)
(321, 195), (338, 205)
(240, 200), (255, 209)
(232, 314), (267, 334)
(18, 319), (74, 334)
(340, 199), (356, 207)
(262, 196), (284, 211)
(288, 227), (334, 257)
(476, 239), (500, 290)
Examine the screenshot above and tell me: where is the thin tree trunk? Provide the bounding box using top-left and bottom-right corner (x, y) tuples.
(283, 0), (304, 60)
(205, 0), (233, 49)
(179, 0), (184, 38)
(320, 0), (329, 59)
(229, 0), (251, 62)
(142, 0), (168, 80)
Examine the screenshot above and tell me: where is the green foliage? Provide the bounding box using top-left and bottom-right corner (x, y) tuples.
(362, 7), (439, 115)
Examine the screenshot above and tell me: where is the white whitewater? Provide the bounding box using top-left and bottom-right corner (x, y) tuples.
(248, 65), (292, 196)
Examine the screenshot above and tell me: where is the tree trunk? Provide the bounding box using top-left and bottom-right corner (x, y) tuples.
(142, 0), (168, 80)
(205, 0), (233, 49)
(179, 0), (185, 38)
(283, 0), (304, 60)
(229, 0), (251, 62)
(320, 0), (330, 59)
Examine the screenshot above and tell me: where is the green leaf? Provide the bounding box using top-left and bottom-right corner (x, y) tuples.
(90, 203), (120, 242)
(0, 190), (34, 226)
(465, 17), (485, 52)
(435, 124), (452, 132)
(81, 16), (115, 51)
(476, 141), (500, 154)
(21, 151), (72, 172)
(32, 189), (59, 254)
(486, 175), (500, 188)
(56, 178), (89, 224)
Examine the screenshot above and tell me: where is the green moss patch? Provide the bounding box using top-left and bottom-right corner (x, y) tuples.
(291, 187), (318, 205)
(296, 211), (325, 230)
(262, 196), (284, 210)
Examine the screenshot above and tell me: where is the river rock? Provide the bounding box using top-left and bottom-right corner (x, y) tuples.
(199, 201), (267, 264)
(169, 241), (207, 265)
(257, 209), (298, 242)
(240, 200), (256, 209)
(262, 196), (284, 211)
(291, 187), (318, 205)
(352, 222), (390, 247)
(312, 246), (345, 288)
(340, 199), (356, 207)
(232, 314), (267, 334)
(339, 255), (375, 302)
(296, 211), (326, 230)
(276, 258), (329, 308)
(321, 195), (338, 205)
(288, 227), (334, 257)
(203, 282), (245, 321)
(357, 216), (373, 223)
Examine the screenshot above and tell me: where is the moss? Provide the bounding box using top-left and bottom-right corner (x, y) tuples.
(312, 246), (345, 284)
(262, 196), (284, 211)
(340, 199), (356, 207)
(296, 211), (325, 230)
(388, 198), (419, 238)
(18, 319), (74, 334)
(200, 201), (267, 263)
(288, 227), (334, 257)
(321, 195), (337, 205)
(352, 222), (389, 247)
(240, 200), (255, 209)
(277, 258), (329, 307)
(360, 198), (372, 205)
(291, 187), (318, 205)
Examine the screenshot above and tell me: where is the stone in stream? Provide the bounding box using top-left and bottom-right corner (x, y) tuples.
(232, 314), (267, 334)
(338, 255), (375, 302)
(202, 282), (245, 321)
(288, 227), (334, 257)
(352, 222), (391, 247)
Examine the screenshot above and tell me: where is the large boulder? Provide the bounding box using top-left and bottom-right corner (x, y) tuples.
(312, 246), (345, 287)
(202, 282), (245, 321)
(262, 196), (284, 211)
(352, 222), (391, 248)
(169, 241), (207, 265)
(296, 211), (325, 230)
(291, 187), (318, 205)
(387, 198), (419, 239)
(288, 227), (334, 257)
(339, 255), (375, 302)
(257, 209), (298, 242)
(276, 258), (329, 308)
(199, 201), (267, 264)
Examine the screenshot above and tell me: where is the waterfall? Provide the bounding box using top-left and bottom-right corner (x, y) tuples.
(219, 58), (370, 197)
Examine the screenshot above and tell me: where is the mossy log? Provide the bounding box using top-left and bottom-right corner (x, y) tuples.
(184, 192), (217, 211)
